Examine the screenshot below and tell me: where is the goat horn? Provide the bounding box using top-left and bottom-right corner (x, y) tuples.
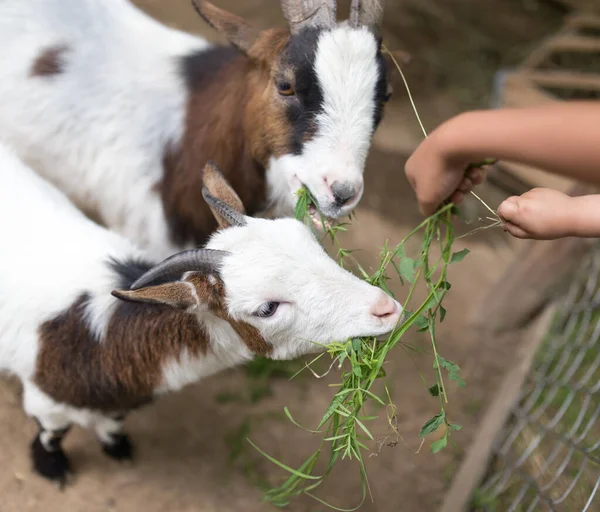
(349, 0), (384, 32)
(202, 187), (247, 228)
(280, 0), (336, 34)
(130, 249), (229, 290)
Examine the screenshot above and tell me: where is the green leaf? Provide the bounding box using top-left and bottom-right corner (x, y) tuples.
(440, 305), (447, 323)
(419, 412), (445, 437)
(449, 423), (463, 432)
(248, 439), (322, 480)
(437, 356), (460, 374)
(423, 293), (441, 311)
(430, 435), (448, 454)
(428, 384), (440, 397)
(318, 392), (348, 429)
(399, 256), (417, 283)
(283, 407), (322, 434)
(352, 338), (362, 352)
(450, 249), (470, 264)
(437, 356), (467, 388)
(352, 365), (363, 378)
(414, 316), (429, 330)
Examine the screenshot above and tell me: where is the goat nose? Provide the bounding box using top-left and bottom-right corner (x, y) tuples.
(330, 181), (356, 207)
(370, 292), (398, 319)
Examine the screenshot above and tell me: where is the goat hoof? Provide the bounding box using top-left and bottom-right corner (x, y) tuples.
(102, 433), (134, 462)
(31, 435), (71, 488)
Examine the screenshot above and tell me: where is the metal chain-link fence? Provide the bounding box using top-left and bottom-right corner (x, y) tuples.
(473, 248), (600, 511)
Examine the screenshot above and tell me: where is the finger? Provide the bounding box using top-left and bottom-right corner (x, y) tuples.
(457, 178), (473, 193)
(449, 190), (464, 206)
(470, 168), (487, 185)
(419, 200), (439, 217)
(502, 221), (531, 239)
(465, 167), (479, 180)
(497, 197), (520, 222)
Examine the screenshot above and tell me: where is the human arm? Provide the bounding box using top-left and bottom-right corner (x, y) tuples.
(404, 102), (600, 216)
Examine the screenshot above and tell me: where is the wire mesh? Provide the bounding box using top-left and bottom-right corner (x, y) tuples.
(473, 248), (600, 511)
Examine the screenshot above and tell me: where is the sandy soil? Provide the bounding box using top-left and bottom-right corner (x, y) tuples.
(0, 1), (566, 511)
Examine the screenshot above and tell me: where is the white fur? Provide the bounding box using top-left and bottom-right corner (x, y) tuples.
(0, 142), (401, 451)
(0, 0), (206, 260)
(268, 26), (381, 218)
(0, 1), (383, 258)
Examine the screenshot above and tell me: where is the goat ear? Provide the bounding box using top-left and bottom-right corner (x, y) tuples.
(112, 281), (197, 310)
(202, 161), (246, 229)
(191, 0), (258, 54)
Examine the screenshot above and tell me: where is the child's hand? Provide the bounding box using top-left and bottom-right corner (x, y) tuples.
(497, 188), (575, 240)
(405, 125), (487, 216)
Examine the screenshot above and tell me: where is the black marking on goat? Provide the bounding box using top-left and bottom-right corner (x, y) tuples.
(101, 433), (134, 461)
(373, 38), (390, 129)
(31, 428), (71, 485)
(283, 27), (325, 155)
(108, 257), (155, 290)
(180, 46), (241, 92)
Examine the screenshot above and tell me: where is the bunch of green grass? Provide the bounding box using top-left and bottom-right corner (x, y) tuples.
(246, 46), (501, 509)
(248, 188), (474, 510)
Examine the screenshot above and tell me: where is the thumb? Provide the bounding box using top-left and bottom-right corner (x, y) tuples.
(497, 197), (520, 223)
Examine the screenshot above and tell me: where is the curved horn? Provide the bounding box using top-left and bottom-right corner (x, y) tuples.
(280, 0), (336, 34)
(130, 249), (229, 290)
(349, 0), (384, 32)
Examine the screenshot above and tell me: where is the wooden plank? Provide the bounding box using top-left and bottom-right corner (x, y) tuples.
(547, 34), (600, 52)
(499, 73), (557, 108)
(439, 305), (557, 512)
(526, 70), (600, 91)
(564, 14), (600, 30)
(522, 33), (600, 69)
(469, 184), (596, 333)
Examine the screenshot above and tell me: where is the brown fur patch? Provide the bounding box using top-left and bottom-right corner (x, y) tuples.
(245, 29), (295, 163)
(35, 294), (209, 412)
(185, 273), (272, 356)
(161, 47), (267, 247)
(36, 275), (271, 411)
(30, 44), (69, 77)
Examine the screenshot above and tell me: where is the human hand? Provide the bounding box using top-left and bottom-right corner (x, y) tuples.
(405, 126), (488, 216)
(497, 188), (575, 240)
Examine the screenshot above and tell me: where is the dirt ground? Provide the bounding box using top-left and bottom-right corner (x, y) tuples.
(0, 1), (568, 511)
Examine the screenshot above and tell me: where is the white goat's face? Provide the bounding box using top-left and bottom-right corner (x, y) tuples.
(208, 216), (402, 360)
(113, 161), (401, 362)
(266, 26), (390, 221)
(193, 2), (392, 222)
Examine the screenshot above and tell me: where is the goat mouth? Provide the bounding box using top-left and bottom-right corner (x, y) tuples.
(308, 204), (333, 231)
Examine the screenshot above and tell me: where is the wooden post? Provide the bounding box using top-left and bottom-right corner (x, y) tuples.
(439, 306), (556, 512)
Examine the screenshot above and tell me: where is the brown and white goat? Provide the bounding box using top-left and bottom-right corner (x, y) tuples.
(0, 142), (401, 486)
(0, 0), (391, 260)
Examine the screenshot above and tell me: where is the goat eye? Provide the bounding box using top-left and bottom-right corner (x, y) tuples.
(255, 301), (280, 318)
(276, 81), (295, 97)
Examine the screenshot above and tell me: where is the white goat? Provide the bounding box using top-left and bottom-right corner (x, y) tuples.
(0, 143), (401, 486)
(0, 0), (391, 260)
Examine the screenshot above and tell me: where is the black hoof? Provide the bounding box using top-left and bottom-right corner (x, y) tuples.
(102, 433), (134, 462)
(31, 435), (71, 488)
